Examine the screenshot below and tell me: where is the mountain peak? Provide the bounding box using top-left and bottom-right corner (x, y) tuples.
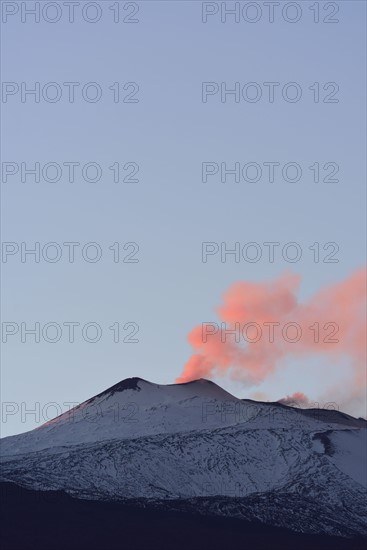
(170, 377), (216, 387)
(91, 377), (148, 400)
(91, 376), (219, 402)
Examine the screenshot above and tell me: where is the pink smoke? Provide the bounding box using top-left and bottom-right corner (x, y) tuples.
(176, 269), (366, 410)
(278, 392), (311, 408)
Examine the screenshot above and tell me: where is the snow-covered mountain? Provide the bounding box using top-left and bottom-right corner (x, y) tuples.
(1, 377), (366, 539)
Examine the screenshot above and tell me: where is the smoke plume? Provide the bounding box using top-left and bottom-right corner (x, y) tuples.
(277, 392), (312, 408)
(177, 269), (366, 412)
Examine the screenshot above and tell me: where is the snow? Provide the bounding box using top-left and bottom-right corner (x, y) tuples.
(1, 376), (366, 538)
(1, 377), (360, 456)
(327, 429), (367, 488)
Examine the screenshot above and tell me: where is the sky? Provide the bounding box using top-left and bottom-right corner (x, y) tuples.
(1, 0), (366, 436)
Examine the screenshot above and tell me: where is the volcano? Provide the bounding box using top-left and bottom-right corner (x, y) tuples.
(1, 377), (366, 549)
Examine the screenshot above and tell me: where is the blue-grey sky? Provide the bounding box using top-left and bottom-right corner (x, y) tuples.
(1, 0), (366, 436)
